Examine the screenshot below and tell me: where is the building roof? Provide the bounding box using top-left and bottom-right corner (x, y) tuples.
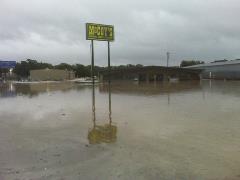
(185, 59), (240, 68)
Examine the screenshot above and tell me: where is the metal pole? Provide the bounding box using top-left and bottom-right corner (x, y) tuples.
(91, 40), (95, 82)
(107, 41), (112, 125)
(92, 81), (96, 127)
(108, 81), (112, 125)
(167, 52), (170, 67)
(91, 40), (96, 127)
(108, 41), (111, 83)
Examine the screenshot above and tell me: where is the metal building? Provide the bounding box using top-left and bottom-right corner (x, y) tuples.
(186, 60), (240, 80)
(30, 69), (75, 81)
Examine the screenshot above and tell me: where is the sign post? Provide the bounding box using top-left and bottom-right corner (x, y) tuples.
(90, 40), (94, 81)
(86, 22), (115, 126)
(107, 41), (111, 83)
(86, 23), (114, 81)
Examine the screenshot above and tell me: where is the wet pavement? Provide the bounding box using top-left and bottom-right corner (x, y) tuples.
(0, 80), (240, 180)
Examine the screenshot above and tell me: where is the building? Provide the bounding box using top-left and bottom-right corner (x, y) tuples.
(99, 66), (200, 81)
(186, 59), (240, 80)
(30, 69), (75, 81)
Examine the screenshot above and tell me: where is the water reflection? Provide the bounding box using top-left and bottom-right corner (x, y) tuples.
(0, 83), (16, 98)
(3, 80), (240, 99)
(0, 82), (82, 98)
(99, 81), (202, 96)
(99, 81), (202, 106)
(88, 82), (117, 144)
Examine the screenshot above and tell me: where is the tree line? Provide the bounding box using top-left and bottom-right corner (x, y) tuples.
(10, 59), (204, 78)
(12, 59), (144, 78)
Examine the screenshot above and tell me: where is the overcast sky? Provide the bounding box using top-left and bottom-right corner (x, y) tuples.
(0, 0), (240, 66)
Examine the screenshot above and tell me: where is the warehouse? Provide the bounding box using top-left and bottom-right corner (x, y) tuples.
(30, 69), (75, 81)
(186, 59), (240, 80)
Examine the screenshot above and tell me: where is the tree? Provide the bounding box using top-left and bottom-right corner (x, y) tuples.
(180, 60), (205, 67)
(54, 63), (73, 70)
(136, 64), (143, 68)
(13, 59), (53, 78)
(72, 64), (90, 77)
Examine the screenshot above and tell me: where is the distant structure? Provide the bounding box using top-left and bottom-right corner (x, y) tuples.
(185, 59), (240, 80)
(30, 69), (75, 81)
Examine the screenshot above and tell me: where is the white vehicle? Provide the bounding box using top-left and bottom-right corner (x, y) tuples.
(73, 77), (99, 84)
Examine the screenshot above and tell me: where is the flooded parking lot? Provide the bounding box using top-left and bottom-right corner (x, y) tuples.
(0, 80), (240, 180)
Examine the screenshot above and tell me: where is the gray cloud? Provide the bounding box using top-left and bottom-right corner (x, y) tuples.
(0, 0), (240, 66)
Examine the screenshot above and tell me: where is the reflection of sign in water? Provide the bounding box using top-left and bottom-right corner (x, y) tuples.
(0, 61), (16, 68)
(88, 124), (117, 144)
(86, 23), (114, 41)
(88, 81), (116, 144)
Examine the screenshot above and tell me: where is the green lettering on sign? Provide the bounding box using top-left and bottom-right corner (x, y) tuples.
(86, 23), (114, 41)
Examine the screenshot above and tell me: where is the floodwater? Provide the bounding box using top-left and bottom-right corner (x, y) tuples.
(0, 80), (240, 180)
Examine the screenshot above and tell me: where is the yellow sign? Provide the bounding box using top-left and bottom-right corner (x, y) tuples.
(86, 23), (114, 41)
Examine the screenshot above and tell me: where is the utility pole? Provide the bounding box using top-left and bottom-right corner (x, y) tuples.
(167, 52), (170, 67)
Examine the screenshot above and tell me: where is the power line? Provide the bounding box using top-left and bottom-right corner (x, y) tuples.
(167, 52), (170, 67)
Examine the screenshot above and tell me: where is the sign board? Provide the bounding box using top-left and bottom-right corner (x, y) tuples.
(86, 23), (114, 41)
(0, 61), (16, 68)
